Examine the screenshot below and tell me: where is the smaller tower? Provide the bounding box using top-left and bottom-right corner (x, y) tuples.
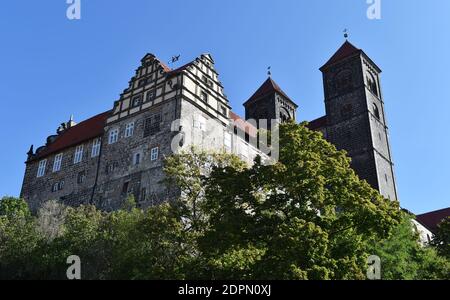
(244, 77), (297, 126)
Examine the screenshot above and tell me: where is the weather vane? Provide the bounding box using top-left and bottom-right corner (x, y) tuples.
(267, 66), (272, 77)
(344, 29), (349, 40)
(168, 54), (180, 65)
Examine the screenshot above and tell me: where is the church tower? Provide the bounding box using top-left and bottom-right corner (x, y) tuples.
(244, 77), (298, 126)
(320, 41), (398, 201)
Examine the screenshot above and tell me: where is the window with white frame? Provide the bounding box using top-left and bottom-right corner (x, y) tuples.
(91, 138), (101, 157)
(37, 159), (47, 178)
(224, 132), (232, 152)
(125, 122), (135, 138)
(74, 145), (84, 164)
(150, 147), (159, 161)
(53, 153), (63, 172)
(109, 128), (119, 144)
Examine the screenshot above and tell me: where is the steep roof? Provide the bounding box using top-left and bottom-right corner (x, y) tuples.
(320, 41), (362, 71)
(244, 77), (297, 108)
(30, 111), (111, 162)
(320, 40), (382, 72)
(416, 207), (450, 233)
(307, 115), (328, 131)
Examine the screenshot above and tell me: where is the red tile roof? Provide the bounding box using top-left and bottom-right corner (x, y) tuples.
(166, 61), (193, 77)
(30, 111), (111, 162)
(158, 60), (173, 73)
(307, 115), (328, 131)
(416, 207), (450, 233)
(244, 77), (297, 107)
(230, 111), (258, 137)
(320, 41), (362, 71)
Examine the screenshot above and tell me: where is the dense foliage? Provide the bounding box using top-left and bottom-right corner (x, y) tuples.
(0, 122), (447, 279)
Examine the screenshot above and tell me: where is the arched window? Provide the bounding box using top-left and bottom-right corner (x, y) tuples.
(367, 73), (378, 96)
(373, 103), (380, 120)
(279, 107), (291, 123)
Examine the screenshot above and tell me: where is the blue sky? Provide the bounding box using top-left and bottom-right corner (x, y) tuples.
(0, 0), (448, 214)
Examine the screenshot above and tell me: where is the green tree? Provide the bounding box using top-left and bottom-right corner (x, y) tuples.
(368, 213), (450, 280)
(431, 217), (450, 259)
(0, 197), (31, 219)
(0, 197), (41, 279)
(170, 122), (401, 279)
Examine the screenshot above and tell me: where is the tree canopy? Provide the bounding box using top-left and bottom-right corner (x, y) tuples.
(0, 122), (447, 280)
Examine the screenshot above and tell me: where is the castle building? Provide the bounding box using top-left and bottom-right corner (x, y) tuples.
(20, 41), (398, 212)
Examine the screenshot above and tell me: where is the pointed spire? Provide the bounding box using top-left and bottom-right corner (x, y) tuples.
(320, 40), (361, 71)
(244, 77), (298, 108)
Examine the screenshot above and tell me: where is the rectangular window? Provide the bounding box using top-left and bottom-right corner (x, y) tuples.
(133, 152), (141, 165)
(122, 182), (130, 195)
(132, 95), (142, 107)
(37, 159), (47, 178)
(91, 138), (101, 157)
(146, 90), (155, 102)
(106, 162), (119, 174)
(140, 187), (147, 202)
(53, 153), (63, 173)
(221, 106), (227, 116)
(200, 91), (208, 103)
(144, 113), (161, 137)
(109, 128), (119, 144)
(73, 145), (84, 164)
(125, 122), (135, 138)
(52, 181), (64, 192)
(151, 147), (159, 161)
(77, 171), (86, 184)
(138, 79), (146, 87)
(224, 132), (232, 152)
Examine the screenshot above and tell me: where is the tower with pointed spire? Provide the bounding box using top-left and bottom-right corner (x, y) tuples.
(315, 40), (398, 201)
(243, 77), (298, 127)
